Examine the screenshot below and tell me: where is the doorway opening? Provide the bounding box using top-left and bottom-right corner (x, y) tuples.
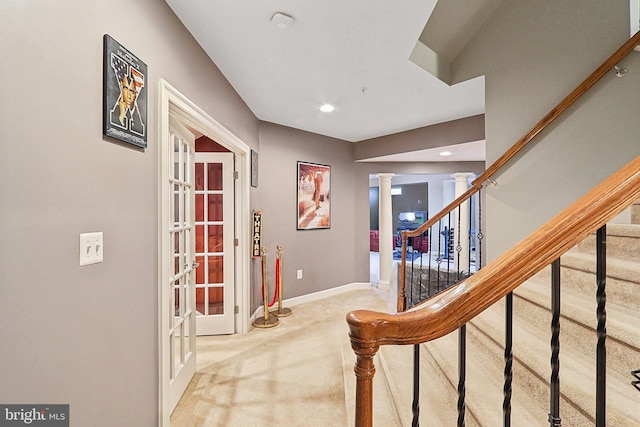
(368, 173), (453, 286)
(158, 79), (251, 427)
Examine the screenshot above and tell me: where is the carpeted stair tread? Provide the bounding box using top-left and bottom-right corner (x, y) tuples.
(419, 325), (546, 426)
(534, 253), (640, 312)
(378, 344), (460, 426)
(513, 277), (640, 378)
(577, 223), (640, 262)
(471, 300), (640, 425)
(563, 248), (640, 282)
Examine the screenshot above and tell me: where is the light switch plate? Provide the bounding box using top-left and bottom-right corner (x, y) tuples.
(80, 232), (103, 266)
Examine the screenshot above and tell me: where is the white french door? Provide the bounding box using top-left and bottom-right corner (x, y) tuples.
(166, 116), (197, 414)
(194, 152), (235, 335)
(159, 79), (252, 427)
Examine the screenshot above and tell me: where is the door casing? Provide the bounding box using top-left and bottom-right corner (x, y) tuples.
(158, 79), (251, 427)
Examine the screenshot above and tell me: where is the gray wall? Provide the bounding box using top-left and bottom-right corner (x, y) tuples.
(0, 1), (258, 425)
(354, 114), (484, 160)
(257, 123), (359, 302)
(452, 0), (640, 259)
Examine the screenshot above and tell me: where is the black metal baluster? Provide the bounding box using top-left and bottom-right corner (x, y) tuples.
(436, 220), (443, 292)
(447, 211), (453, 272)
(468, 195), (473, 275)
(418, 231), (425, 301)
(416, 254), (422, 306)
(632, 369), (640, 391)
(596, 225), (607, 427)
(549, 259), (561, 427)
(412, 344), (420, 427)
(456, 205), (462, 280)
(504, 292), (513, 427)
(428, 225), (434, 296)
(458, 325), (466, 427)
(477, 189), (483, 271)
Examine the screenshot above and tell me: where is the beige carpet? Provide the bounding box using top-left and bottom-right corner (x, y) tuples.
(171, 288), (389, 427)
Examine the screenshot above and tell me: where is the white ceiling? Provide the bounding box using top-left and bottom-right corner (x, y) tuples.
(165, 0), (487, 151)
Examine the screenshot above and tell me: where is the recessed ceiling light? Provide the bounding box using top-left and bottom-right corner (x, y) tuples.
(320, 104), (335, 113)
(440, 150), (452, 157)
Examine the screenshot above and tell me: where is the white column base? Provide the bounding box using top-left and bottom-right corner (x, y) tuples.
(376, 280), (390, 290)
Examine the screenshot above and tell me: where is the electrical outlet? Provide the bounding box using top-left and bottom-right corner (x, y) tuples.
(80, 232), (104, 266)
(296, 269), (303, 279)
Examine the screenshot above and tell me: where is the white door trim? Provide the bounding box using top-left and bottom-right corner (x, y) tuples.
(158, 79), (251, 427)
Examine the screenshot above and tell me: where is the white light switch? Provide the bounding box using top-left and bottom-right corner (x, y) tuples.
(80, 232), (104, 266)
(297, 269), (303, 279)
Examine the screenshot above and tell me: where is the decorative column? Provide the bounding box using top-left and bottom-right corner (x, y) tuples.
(452, 173), (474, 273)
(377, 173), (394, 289)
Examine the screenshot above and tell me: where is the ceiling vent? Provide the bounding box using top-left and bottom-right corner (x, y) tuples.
(270, 12), (294, 29)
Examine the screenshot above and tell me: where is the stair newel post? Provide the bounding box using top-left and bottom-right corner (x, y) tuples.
(412, 344), (420, 427)
(350, 336), (379, 427)
(549, 259), (561, 427)
(503, 292), (513, 427)
(457, 325), (466, 427)
(596, 225), (607, 427)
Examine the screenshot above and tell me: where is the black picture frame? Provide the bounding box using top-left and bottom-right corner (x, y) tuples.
(102, 34), (148, 148)
(297, 161), (331, 230)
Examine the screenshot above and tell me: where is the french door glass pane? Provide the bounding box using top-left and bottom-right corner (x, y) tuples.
(173, 142), (180, 181)
(207, 225), (223, 252)
(195, 256), (205, 284)
(195, 287), (205, 316)
(195, 163), (204, 191)
(195, 195), (204, 221)
(183, 314), (191, 356)
(208, 194), (223, 221)
(173, 184), (180, 226)
(207, 163), (223, 191)
(195, 225), (205, 253)
(208, 256), (223, 283)
(208, 286), (224, 315)
(173, 326), (181, 375)
(174, 286), (179, 317)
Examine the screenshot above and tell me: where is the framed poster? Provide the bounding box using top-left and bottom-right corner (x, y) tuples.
(103, 34), (148, 148)
(297, 161), (330, 230)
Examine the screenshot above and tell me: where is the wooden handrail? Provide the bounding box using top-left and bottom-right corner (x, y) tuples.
(472, 30), (640, 188)
(349, 156), (640, 426)
(400, 30), (640, 244)
(395, 30), (640, 312)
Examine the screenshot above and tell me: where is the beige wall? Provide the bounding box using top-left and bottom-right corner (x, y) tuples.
(354, 114), (485, 160)
(0, 1), (258, 425)
(257, 123), (360, 303)
(7, 0), (631, 424)
(452, 0), (640, 259)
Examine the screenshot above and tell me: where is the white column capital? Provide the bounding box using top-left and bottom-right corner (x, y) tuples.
(377, 173), (395, 184)
(451, 172), (475, 182)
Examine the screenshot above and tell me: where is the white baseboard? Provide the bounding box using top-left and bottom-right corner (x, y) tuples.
(250, 282), (372, 322)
